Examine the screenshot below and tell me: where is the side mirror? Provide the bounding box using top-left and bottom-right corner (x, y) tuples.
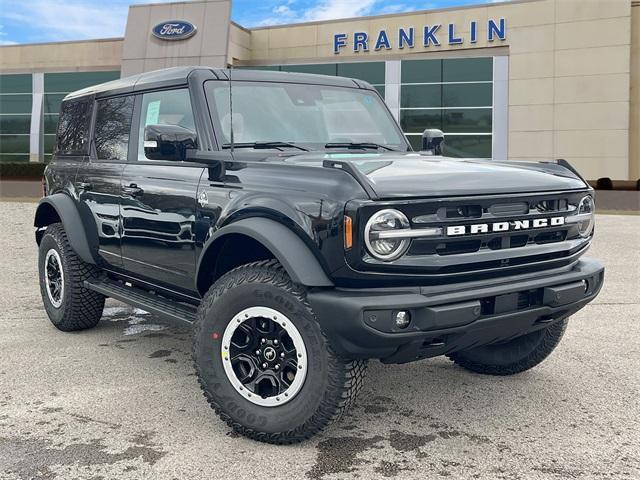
(144, 124), (197, 161)
(421, 129), (444, 155)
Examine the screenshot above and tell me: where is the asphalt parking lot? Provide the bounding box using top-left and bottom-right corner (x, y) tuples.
(0, 201), (638, 480)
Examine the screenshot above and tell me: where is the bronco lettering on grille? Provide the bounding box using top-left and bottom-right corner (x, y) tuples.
(446, 216), (565, 236)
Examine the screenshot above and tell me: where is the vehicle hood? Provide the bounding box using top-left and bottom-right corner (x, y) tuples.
(280, 152), (588, 199)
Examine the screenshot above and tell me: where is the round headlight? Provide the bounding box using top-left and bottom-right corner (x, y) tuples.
(364, 209), (410, 261)
(577, 195), (595, 237)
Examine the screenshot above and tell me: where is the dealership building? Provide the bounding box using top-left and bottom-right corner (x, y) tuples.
(0, 0), (638, 182)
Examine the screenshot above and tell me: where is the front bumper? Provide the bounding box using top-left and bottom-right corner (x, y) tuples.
(307, 258), (604, 364)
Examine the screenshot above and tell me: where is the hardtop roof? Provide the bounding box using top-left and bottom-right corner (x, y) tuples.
(63, 66), (373, 101)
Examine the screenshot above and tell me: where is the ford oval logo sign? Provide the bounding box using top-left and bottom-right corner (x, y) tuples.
(152, 21), (197, 41)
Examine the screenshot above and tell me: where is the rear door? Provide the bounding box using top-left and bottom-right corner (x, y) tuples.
(76, 95), (134, 267)
(119, 88), (204, 293)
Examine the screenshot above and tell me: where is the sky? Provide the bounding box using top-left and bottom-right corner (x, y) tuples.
(0, 0), (505, 46)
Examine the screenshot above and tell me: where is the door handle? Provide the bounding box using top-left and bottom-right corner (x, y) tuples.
(122, 184), (144, 197)
(78, 182), (92, 190)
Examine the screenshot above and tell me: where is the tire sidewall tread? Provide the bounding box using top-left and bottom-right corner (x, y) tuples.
(192, 259), (367, 444)
(38, 223), (105, 332)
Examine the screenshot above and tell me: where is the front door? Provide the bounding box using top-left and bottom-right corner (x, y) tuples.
(120, 89), (203, 293)
(77, 94), (134, 267)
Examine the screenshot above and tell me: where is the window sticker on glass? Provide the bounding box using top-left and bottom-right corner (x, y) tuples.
(146, 100), (161, 125)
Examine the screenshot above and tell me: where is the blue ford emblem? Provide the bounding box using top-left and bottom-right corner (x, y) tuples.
(152, 21), (197, 41)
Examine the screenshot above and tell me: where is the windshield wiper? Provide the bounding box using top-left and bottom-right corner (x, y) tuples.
(324, 142), (395, 152)
(222, 141), (309, 151)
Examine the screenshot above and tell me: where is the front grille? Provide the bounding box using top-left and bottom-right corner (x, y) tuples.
(434, 239), (481, 256)
(354, 191), (592, 278)
(408, 194), (575, 258)
(488, 234), (528, 250)
(410, 228), (569, 256)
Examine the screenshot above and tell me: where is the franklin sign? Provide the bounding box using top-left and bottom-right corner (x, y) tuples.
(333, 18), (506, 54)
(152, 21), (197, 41)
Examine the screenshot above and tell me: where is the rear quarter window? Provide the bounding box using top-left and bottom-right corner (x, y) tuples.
(56, 98), (93, 156)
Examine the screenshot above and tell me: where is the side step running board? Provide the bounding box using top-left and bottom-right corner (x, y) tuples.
(85, 279), (197, 325)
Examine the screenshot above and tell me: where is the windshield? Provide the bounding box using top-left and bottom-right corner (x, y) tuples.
(205, 80), (407, 150)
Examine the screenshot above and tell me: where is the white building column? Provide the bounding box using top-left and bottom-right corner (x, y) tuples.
(29, 73), (44, 163)
(492, 56), (509, 161)
(384, 60), (401, 122)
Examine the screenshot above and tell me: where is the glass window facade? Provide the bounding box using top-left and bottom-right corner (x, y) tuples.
(0, 95), (32, 114)
(0, 74), (32, 162)
(0, 74), (32, 94)
(0, 115), (31, 134)
(443, 58), (493, 82)
(400, 57), (493, 157)
(237, 62), (386, 98)
(44, 71), (122, 93)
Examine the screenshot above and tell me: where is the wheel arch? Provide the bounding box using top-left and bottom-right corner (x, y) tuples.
(34, 194), (97, 265)
(196, 217), (334, 295)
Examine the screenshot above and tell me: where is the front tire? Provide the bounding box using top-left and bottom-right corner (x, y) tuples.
(193, 260), (367, 444)
(448, 319), (568, 376)
(38, 223), (105, 331)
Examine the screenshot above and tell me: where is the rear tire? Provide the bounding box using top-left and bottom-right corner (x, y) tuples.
(193, 260), (367, 444)
(448, 319), (568, 376)
(38, 223), (105, 331)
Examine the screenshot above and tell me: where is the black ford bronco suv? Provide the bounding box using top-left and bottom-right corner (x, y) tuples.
(35, 67), (604, 443)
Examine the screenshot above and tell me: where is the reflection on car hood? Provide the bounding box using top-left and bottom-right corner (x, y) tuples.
(280, 152), (588, 199)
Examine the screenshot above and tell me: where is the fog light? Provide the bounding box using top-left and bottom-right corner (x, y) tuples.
(395, 311), (411, 329)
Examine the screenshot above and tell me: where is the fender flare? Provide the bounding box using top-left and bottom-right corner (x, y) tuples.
(196, 217), (334, 290)
(34, 194), (97, 264)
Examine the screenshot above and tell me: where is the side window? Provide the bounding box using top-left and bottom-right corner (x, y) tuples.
(56, 98), (93, 155)
(138, 89), (195, 160)
(94, 96), (134, 161)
